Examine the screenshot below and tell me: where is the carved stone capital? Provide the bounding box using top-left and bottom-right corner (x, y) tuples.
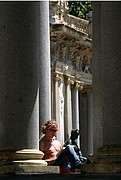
(64, 75), (75, 85)
(75, 81), (84, 90)
(54, 72), (63, 81)
(67, 77), (75, 85)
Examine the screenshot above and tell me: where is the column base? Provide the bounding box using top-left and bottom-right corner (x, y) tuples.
(81, 145), (121, 173)
(0, 149), (60, 174)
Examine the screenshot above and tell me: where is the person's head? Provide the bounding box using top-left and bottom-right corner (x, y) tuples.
(41, 120), (58, 137)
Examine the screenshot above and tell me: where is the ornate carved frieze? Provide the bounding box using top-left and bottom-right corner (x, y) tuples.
(51, 32), (92, 75)
(50, 0), (92, 88)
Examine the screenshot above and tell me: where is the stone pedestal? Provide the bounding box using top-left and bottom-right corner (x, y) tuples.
(0, 149), (59, 174)
(0, 149), (46, 174)
(81, 145), (121, 173)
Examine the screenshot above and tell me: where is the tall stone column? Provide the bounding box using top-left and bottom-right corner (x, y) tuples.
(79, 93), (88, 156)
(54, 73), (64, 144)
(72, 82), (82, 147)
(64, 77), (73, 140)
(81, 2), (121, 173)
(87, 92), (93, 155)
(51, 69), (55, 119)
(39, 1), (51, 131)
(0, 2), (58, 174)
(72, 87), (79, 130)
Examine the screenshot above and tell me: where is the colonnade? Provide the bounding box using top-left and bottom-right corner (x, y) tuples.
(1, 0), (121, 175)
(51, 72), (93, 156)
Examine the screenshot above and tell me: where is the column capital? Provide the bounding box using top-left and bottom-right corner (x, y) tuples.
(74, 80), (84, 90)
(64, 75), (75, 85)
(54, 71), (63, 81)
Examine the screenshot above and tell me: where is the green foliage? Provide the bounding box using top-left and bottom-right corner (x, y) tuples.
(68, 1), (92, 19)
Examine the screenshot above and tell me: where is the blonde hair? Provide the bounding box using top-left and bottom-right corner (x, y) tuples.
(41, 119), (58, 134)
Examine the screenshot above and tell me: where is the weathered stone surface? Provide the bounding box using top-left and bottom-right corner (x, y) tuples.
(0, 149), (60, 175)
(81, 163), (121, 173)
(0, 164), (60, 174)
(97, 145), (121, 155)
(0, 149), (44, 160)
(81, 145), (121, 173)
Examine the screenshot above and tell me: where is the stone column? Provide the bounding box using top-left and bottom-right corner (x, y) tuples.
(0, 2), (58, 174)
(79, 93), (88, 156)
(39, 1), (51, 131)
(64, 77), (73, 140)
(72, 84), (80, 146)
(72, 87), (79, 130)
(54, 73), (64, 144)
(51, 68), (55, 119)
(81, 2), (121, 173)
(87, 92), (93, 155)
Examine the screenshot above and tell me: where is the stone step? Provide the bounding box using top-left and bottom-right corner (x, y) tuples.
(0, 173), (121, 180)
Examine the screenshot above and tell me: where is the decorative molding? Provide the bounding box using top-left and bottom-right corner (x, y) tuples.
(66, 77), (75, 85)
(64, 75), (75, 85)
(75, 80), (84, 90)
(54, 72), (63, 81)
(50, 32), (92, 76)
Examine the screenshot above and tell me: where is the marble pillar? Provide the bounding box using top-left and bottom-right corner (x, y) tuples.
(54, 74), (64, 144)
(51, 68), (56, 119)
(72, 88), (79, 130)
(64, 77), (73, 141)
(72, 87), (80, 146)
(0, 2), (59, 174)
(39, 1), (51, 131)
(81, 2), (121, 173)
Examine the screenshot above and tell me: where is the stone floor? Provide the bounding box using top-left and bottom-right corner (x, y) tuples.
(0, 173), (121, 180)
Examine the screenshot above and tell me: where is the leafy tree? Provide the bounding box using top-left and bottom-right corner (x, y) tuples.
(68, 1), (92, 19)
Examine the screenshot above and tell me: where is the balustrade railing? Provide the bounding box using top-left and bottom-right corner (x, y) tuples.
(49, 1), (92, 38)
(65, 14), (90, 35)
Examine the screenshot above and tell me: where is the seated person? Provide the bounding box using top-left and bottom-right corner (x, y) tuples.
(39, 119), (87, 172)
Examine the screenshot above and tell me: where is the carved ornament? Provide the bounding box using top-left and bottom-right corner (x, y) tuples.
(54, 72), (63, 81)
(75, 80), (84, 90)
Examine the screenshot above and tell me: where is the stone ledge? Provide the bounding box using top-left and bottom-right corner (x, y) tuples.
(81, 145), (121, 173)
(0, 149), (60, 175)
(0, 164), (60, 175)
(81, 163), (121, 173)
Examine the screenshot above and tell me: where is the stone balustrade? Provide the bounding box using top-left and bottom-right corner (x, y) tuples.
(65, 14), (90, 35)
(49, 1), (92, 38)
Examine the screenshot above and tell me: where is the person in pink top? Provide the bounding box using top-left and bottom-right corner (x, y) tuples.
(39, 119), (87, 172)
